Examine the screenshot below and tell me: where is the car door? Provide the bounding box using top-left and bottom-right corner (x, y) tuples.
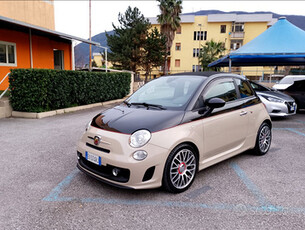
(201, 78), (249, 160)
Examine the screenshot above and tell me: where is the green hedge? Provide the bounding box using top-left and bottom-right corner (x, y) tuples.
(9, 69), (131, 112)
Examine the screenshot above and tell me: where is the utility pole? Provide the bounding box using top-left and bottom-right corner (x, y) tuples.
(89, 0), (92, 71)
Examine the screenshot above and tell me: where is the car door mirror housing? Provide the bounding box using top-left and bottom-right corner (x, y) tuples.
(206, 98), (226, 109)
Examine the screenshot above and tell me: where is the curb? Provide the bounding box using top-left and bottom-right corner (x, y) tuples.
(11, 97), (126, 119)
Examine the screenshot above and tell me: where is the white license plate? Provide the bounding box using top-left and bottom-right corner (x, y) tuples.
(291, 105), (295, 111)
(85, 151), (101, 166)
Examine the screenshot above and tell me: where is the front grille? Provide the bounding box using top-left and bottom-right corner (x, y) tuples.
(286, 101), (295, 113)
(86, 142), (110, 153)
(78, 153), (130, 183)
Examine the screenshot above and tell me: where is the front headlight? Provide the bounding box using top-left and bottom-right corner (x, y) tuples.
(266, 96), (284, 103)
(129, 130), (151, 148)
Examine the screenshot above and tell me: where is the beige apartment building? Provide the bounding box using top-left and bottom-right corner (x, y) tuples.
(0, 0), (55, 30)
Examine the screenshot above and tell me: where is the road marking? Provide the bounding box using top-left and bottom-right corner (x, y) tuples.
(43, 169), (79, 201)
(286, 128), (305, 137)
(42, 166), (305, 214)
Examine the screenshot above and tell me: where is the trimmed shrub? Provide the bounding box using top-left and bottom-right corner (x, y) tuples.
(9, 69), (131, 112)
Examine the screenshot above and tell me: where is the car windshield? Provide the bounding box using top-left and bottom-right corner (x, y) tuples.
(127, 76), (205, 110)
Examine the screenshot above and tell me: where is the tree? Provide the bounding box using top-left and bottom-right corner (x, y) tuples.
(199, 40), (226, 71)
(157, 0), (182, 75)
(143, 27), (167, 83)
(92, 60), (98, 67)
(106, 6), (150, 73)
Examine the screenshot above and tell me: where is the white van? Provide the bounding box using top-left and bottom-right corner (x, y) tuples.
(273, 75), (305, 90)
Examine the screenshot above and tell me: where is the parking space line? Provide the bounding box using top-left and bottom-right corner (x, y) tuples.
(286, 128), (305, 137)
(43, 169), (79, 201)
(230, 162), (273, 208)
(42, 166), (305, 215)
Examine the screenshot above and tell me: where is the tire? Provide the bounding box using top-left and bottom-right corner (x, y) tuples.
(252, 122), (272, 156)
(162, 144), (198, 193)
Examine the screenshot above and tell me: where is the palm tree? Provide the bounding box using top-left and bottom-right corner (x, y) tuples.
(157, 0), (182, 75)
(199, 40), (226, 71)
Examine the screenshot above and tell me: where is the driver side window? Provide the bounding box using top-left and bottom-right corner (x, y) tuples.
(204, 80), (237, 102)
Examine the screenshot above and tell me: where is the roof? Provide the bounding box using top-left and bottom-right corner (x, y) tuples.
(209, 17), (305, 67)
(149, 15), (195, 25)
(169, 71), (223, 77)
(208, 14), (274, 23)
(0, 15), (100, 46)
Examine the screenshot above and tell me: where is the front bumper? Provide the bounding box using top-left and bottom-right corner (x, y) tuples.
(77, 127), (169, 189)
(263, 99), (296, 117)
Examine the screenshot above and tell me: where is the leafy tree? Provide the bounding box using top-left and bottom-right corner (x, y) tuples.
(199, 40), (226, 71)
(106, 6), (150, 73)
(143, 27), (166, 83)
(92, 60), (98, 67)
(157, 0), (182, 75)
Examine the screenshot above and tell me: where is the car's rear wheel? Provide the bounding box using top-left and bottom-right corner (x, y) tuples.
(163, 144), (198, 193)
(252, 122), (272, 156)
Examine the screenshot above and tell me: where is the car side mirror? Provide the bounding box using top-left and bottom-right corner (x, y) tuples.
(206, 98), (226, 109)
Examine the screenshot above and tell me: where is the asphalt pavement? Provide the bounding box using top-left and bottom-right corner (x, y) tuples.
(1, 104), (305, 230)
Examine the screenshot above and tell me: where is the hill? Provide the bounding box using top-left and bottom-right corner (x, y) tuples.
(74, 10), (305, 68)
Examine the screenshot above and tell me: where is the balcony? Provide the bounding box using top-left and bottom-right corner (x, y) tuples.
(230, 32), (245, 39)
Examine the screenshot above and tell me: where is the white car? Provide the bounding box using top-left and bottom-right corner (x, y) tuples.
(273, 75), (305, 91)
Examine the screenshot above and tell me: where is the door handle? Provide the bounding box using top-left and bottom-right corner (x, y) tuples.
(240, 111), (248, 116)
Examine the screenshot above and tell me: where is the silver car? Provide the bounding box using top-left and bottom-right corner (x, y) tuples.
(250, 81), (296, 117)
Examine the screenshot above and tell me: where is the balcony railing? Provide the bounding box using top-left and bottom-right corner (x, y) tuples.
(230, 32), (245, 39)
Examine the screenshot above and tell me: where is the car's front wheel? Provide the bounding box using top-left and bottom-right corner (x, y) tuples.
(163, 144), (198, 193)
(252, 122), (272, 156)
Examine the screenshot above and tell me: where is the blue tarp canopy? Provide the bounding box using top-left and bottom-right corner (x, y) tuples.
(209, 17), (305, 67)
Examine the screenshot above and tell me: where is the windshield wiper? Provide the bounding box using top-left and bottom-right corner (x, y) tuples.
(123, 101), (131, 107)
(130, 102), (166, 110)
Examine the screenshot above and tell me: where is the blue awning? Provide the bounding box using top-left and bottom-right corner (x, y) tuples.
(209, 17), (305, 67)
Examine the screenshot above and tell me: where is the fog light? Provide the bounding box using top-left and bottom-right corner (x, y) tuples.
(133, 150), (147, 161)
(112, 168), (120, 176)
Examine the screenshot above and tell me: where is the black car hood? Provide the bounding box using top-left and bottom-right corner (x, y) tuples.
(91, 105), (185, 134)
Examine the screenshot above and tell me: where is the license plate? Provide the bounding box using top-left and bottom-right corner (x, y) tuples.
(85, 151), (101, 166)
(290, 105), (295, 112)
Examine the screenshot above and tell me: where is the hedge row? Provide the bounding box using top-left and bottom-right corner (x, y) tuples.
(9, 69), (131, 112)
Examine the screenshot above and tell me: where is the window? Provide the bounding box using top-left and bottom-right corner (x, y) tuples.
(230, 40), (243, 50)
(0, 41), (17, 66)
(220, 25), (226, 33)
(176, 26), (181, 34)
(235, 79), (255, 98)
(193, 48), (202, 57)
(204, 80), (237, 102)
(232, 23), (244, 32)
(193, 31), (207, 40)
(175, 43), (181, 51)
(175, 59), (180, 67)
(54, 50), (64, 70)
(192, 65), (202, 72)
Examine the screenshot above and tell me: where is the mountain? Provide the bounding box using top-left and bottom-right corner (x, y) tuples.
(74, 10), (305, 68)
(74, 31), (114, 68)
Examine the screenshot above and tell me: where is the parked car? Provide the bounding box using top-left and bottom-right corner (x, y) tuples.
(272, 75), (305, 91)
(77, 72), (272, 193)
(250, 81), (296, 117)
(283, 80), (305, 110)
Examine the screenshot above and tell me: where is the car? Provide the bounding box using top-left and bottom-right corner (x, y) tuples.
(77, 72), (272, 193)
(250, 81), (296, 117)
(283, 80), (305, 110)
(272, 75), (305, 91)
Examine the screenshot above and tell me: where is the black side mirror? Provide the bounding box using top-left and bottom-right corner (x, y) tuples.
(206, 98), (226, 109)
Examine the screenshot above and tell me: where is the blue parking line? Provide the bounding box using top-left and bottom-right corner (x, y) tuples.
(230, 162), (273, 208)
(286, 128), (305, 137)
(43, 169), (79, 201)
(42, 167), (305, 215)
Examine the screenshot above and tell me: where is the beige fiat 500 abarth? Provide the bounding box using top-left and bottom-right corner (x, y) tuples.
(77, 72), (272, 193)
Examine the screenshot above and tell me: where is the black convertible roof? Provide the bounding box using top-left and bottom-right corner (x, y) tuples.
(168, 71), (226, 77)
